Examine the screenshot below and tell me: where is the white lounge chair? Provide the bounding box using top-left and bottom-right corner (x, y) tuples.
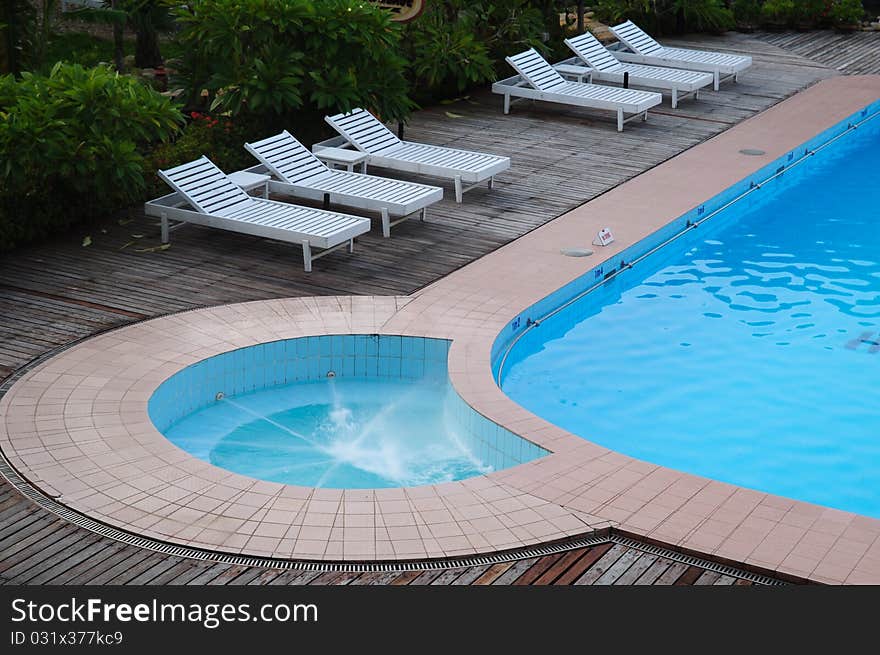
(143, 156), (371, 272)
(561, 31), (714, 109)
(323, 108), (510, 203)
(244, 131), (443, 238)
(610, 20), (752, 91)
(493, 48), (662, 131)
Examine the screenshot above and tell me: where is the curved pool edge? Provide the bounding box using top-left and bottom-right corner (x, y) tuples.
(0, 296), (604, 563)
(2, 76), (879, 581)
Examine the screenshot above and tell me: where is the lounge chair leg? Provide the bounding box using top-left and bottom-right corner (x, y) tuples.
(672, 88), (678, 109)
(695, 89), (701, 100)
(642, 111), (648, 122)
(714, 71), (720, 91)
(160, 212), (169, 244)
(488, 177), (495, 191)
(503, 93), (510, 115)
(617, 109), (624, 132)
(348, 238), (354, 253)
(381, 208), (391, 238)
(302, 240), (312, 273)
(734, 72), (740, 83)
(420, 208), (426, 222)
(454, 176), (463, 203)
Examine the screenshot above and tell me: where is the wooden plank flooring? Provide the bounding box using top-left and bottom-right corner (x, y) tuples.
(0, 31), (859, 584)
(0, 33), (839, 378)
(757, 29), (880, 75)
(0, 483), (784, 585)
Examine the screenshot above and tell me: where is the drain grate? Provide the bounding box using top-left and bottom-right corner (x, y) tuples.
(0, 328), (785, 583)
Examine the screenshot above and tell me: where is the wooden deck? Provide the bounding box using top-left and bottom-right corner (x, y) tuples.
(0, 33), (841, 379)
(757, 29), (880, 75)
(1, 31), (873, 584)
(0, 485), (777, 585)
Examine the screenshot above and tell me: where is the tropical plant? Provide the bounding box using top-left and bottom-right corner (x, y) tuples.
(170, 0), (413, 134)
(831, 0), (866, 27)
(593, 0), (659, 32)
(67, 1), (172, 69)
(675, 0), (734, 32)
(0, 63), (183, 249)
(400, 0), (548, 103)
(761, 0), (797, 28)
(594, 0), (733, 34)
(0, 0), (36, 75)
(730, 0), (763, 31)
(401, 8), (495, 100)
(792, 0), (833, 28)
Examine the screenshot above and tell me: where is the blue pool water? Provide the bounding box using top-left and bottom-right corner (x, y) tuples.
(150, 335), (547, 488)
(165, 378), (491, 489)
(501, 112), (880, 518)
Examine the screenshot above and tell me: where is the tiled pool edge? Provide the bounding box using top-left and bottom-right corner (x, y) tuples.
(401, 76), (880, 584)
(490, 96), (880, 379)
(2, 77), (880, 581)
(149, 334), (548, 477)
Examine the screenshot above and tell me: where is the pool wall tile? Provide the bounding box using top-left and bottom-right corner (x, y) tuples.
(148, 335), (546, 477)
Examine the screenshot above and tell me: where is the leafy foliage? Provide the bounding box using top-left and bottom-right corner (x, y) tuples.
(0, 0), (36, 75)
(144, 111), (254, 199)
(831, 0), (866, 26)
(0, 63), (182, 249)
(171, 0), (413, 131)
(594, 0), (733, 34)
(400, 0), (548, 103)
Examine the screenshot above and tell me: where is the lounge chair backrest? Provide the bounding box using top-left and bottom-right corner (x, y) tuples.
(158, 156), (253, 216)
(245, 131), (330, 185)
(325, 108), (402, 154)
(564, 31), (624, 73)
(612, 20), (664, 55)
(505, 48), (568, 92)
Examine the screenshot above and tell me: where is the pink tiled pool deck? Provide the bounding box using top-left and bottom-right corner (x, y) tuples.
(2, 76), (879, 584)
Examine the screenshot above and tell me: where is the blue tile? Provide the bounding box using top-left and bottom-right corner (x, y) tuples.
(379, 335), (401, 358)
(377, 357), (391, 378)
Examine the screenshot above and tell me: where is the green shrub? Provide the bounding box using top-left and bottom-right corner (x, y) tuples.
(171, 0), (413, 134)
(761, 0), (797, 28)
(144, 111), (255, 199)
(594, 0), (659, 32)
(792, 0), (834, 28)
(731, 0), (763, 30)
(401, 0), (549, 103)
(594, 0), (733, 34)
(0, 0), (36, 74)
(831, 0), (866, 26)
(401, 6), (495, 102)
(675, 0), (735, 32)
(0, 63), (182, 249)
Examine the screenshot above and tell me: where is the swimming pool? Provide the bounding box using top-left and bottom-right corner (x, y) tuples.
(149, 335), (546, 489)
(500, 107), (880, 518)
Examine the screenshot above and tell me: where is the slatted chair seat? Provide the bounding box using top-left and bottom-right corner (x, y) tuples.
(143, 156), (371, 271)
(610, 20), (752, 91)
(244, 131), (443, 237)
(324, 108), (511, 202)
(563, 31), (714, 108)
(493, 48), (662, 131)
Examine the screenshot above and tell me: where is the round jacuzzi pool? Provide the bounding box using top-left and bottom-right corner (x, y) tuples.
(148, 335), (546, 488)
